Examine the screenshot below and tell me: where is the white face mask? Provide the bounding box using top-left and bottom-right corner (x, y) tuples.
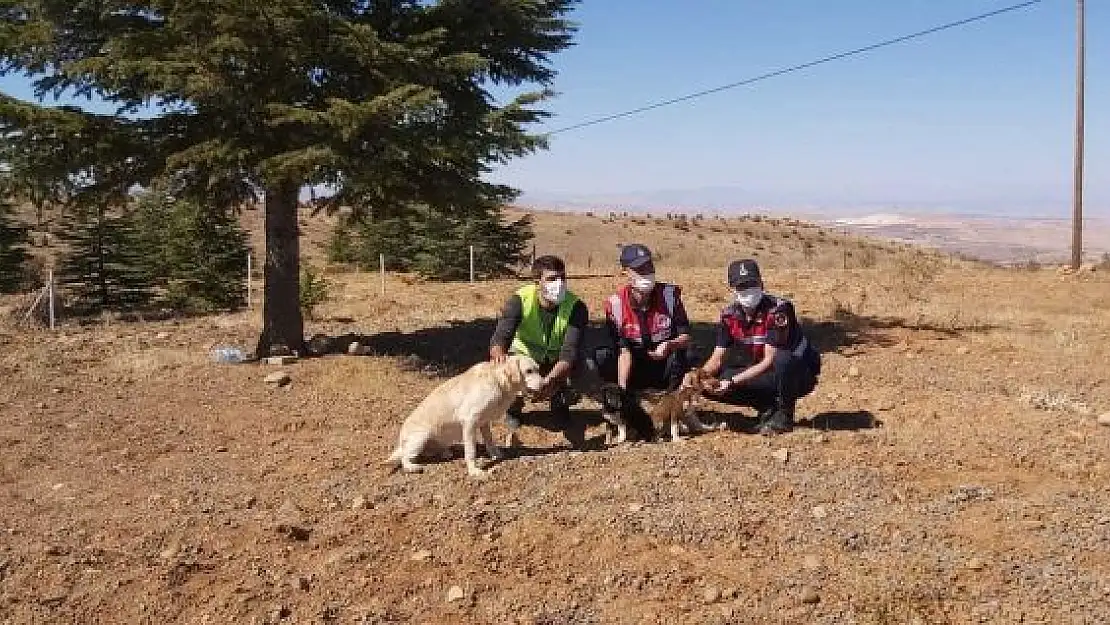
(541, 279), (567, 305)
(735, 287), (763, 309)
(632, 274), (656, 294)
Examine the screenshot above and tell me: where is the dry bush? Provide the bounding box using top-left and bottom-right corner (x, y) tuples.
(892, 254), (943, 302)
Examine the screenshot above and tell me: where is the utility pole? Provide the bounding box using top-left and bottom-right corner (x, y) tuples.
(1071, 0), (1086, 270)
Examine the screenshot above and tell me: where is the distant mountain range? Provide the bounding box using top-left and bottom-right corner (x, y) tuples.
(515, 188), (1110, 265)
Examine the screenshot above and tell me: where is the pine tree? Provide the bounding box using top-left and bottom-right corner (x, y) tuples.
(55, 203), (154, 313)
(2, 1), (578, 356)
(0, 194), (30, 293)
(331, 204), (532, 280)
(133, 191), (249, 312)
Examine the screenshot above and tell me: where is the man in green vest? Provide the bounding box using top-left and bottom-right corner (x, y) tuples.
(489, 255), (592, 449)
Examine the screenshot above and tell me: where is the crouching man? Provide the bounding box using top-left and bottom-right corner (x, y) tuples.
(594, 243), (694, 442)
(701, 259), (822, 435)
(489, 255), (595, 449)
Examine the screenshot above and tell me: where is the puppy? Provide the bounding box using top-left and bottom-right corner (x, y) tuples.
(385, 354), (545, 479)
(648, 368), (720, 442)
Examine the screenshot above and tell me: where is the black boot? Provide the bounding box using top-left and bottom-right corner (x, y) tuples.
(551, 390), (586, 450)
(758, 400), (795, 436)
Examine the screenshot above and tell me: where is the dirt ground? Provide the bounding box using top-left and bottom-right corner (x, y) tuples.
(2, 210), (1109, 624)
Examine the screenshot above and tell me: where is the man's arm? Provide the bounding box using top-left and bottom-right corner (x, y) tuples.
(765, 301), (799, 348)
(727, 344), (775, 386)
(604, 298), (635, 389)
(617, 347), (633, 390)
(665, 292), (693, 352)
(701, 321), (733, 392)
(489, 294), (523, 361)
(548, 301), (589, 383)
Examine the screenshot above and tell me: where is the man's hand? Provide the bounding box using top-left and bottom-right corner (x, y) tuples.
(706, 377), (733, 396)
(489, 345), (507, 363)
(535, 374), (560, 401)
(647, 340), (672, 361)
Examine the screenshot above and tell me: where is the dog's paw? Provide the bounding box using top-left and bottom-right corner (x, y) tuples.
(401, 463), (425, 474)
(467, 467), (491, 481)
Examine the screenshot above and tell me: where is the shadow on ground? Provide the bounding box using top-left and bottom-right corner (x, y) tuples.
(698, 409), (881, 434)
(306, 305), (1000, 377)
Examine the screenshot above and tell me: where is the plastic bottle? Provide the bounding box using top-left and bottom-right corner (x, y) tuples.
(211, 346), (247, 363)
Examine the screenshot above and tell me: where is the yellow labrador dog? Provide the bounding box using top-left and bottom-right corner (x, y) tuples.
(385, 354), (545, 479)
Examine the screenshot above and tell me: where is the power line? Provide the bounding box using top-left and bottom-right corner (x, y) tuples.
(547, 0), (1046, 136)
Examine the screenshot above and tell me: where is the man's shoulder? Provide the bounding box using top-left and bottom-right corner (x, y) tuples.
(767, 295), (795, 311)
(764, 295), (798, 328)
(719, 302), (742, 320)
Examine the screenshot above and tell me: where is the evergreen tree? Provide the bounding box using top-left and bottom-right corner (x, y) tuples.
(55, 203), (154, 312)
(330, 205), (532, 279)
(0, 193), (30, 293)
(2, 1), (578, 356)
(133, 190), (249, 312)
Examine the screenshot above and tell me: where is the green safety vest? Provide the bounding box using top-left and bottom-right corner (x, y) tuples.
(509, 284), (579, 364)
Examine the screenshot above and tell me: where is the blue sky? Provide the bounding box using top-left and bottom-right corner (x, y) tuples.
(489, 0), (1110, 218)
(1, 0), (1106, 218)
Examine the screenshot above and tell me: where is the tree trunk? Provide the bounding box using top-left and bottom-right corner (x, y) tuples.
(255, 179), (307, 358)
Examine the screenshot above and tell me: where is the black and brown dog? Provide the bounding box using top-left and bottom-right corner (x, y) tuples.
(601, 368), (721, 443)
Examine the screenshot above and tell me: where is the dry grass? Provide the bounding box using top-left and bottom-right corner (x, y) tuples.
(1, 208), (1109, 624)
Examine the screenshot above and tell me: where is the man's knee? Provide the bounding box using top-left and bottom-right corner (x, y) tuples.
(591, 346), (618, 383)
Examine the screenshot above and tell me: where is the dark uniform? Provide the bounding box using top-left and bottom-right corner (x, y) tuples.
(712, 260), (821, 433)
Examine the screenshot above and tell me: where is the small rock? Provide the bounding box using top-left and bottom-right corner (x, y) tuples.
(264, 355), (297, 366)
(350, 495), (368, 510)
(811, 505), (828, 519)
(800, 587), (820, 604)
(275, 500), (311, 541)
(846, 366), (861, 378)
(668, 545), (686, 556)
(155, 331), (170, 340)
(159, 546), (178, 560)
(51, 387), (63, 394)
(215, 446), (228, 453)
(771, 448), (789, 463)
(702, 587), (721, 604)
(956, 346), (970, 355)
(446, 585), (466, 603)
(411, 549), (433, 562)
(473, 498), (490, 508)
(722, 587), (738, 600)
(243, 495), (257, 509)
(264, 371), (291, 387)
(295, 576), (311, 591)
(1097, 412), (1110, 427)
(627, 503), (644, 513)
(967, 558), (985, 571)
(278, 524), (311, 541)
